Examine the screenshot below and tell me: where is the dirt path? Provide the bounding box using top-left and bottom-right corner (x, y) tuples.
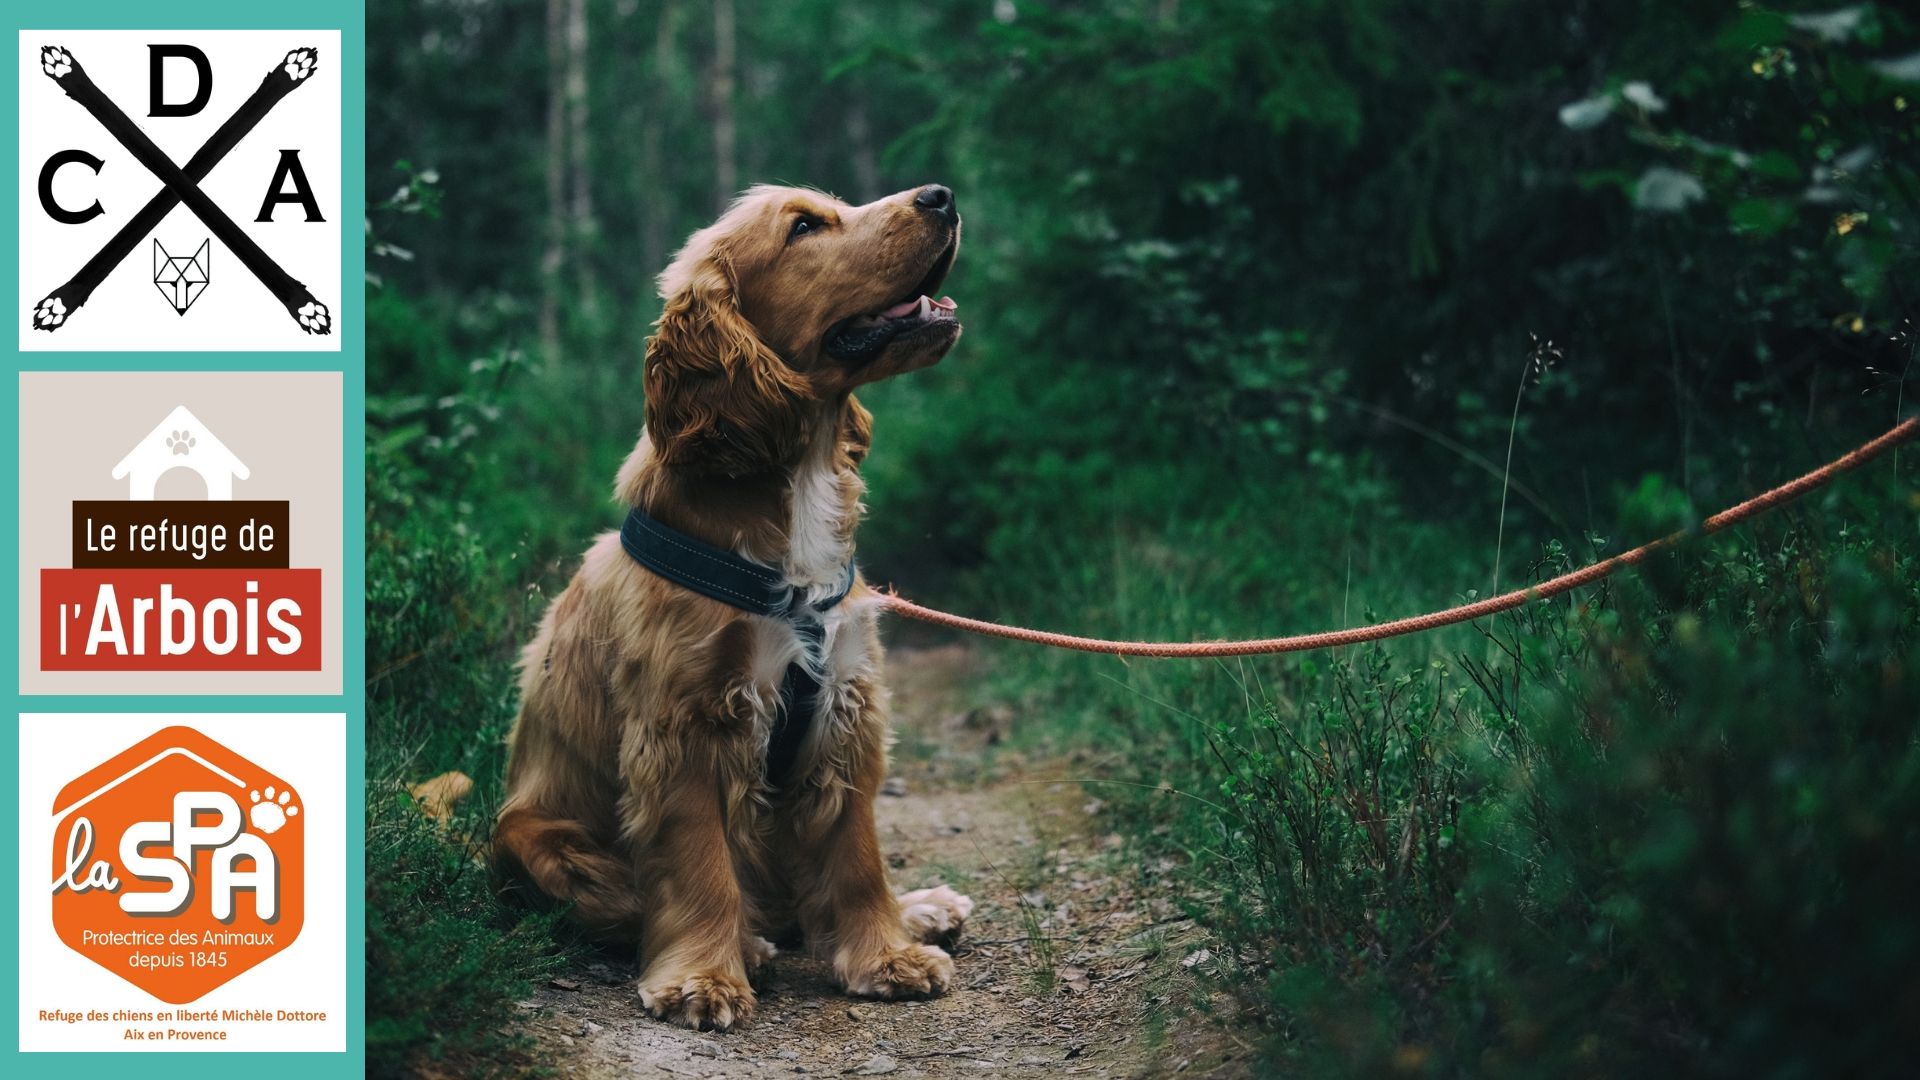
(507, 644), (1250, 1078)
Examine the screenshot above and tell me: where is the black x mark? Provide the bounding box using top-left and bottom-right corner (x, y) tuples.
(33, 45), (331, 336)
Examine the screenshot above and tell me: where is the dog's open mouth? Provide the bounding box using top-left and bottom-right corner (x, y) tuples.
(824, 241), (959, 363)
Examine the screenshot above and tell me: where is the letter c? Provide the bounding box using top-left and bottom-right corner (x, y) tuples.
(39, 149), (104, 224)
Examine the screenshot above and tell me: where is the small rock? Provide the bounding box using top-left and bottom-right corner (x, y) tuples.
(777, 1050), (800, 1060)
(549, 976), (582, 991)
(881, 777), (909, 797)
(875, 1037), (897, 1051)
(846, 1004), (872, 1021)
(689, 1040), (725, 1059)
(853, 1055), (898, 1076)
(558, 1034), (574, 1046)
(581, 1020), (603, 1036)
(961, 704), (1014, 733)
(1181, 948), (1213, 969)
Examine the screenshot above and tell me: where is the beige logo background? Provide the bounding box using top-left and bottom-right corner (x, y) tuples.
(18, 371), (343, 694)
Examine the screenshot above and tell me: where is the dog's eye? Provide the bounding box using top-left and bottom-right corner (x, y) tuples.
(788, 214), (823, 242)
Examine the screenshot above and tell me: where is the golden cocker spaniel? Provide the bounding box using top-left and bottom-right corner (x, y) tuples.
(492, 183), (972, 1031)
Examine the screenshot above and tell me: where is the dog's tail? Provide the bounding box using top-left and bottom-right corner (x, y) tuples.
(490, 803), (647, 941)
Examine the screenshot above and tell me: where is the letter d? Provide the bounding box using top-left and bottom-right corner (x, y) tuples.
(148, 44), (210, 118)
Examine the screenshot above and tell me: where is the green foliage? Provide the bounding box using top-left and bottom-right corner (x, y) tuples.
(1446, 521), (1920, 1078)
(366, 379), (580, 1076)
(998, 484), (1920, 1076)
(365, 784), (568, 1079)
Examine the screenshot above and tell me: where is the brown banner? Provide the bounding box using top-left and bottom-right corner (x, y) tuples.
(70, 500), (292, 569)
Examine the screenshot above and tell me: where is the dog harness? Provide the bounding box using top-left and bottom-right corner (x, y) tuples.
(619, 507), (856, 788)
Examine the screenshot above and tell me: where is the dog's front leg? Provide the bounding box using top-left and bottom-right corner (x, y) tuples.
(789, 679), (956, 999)
(629, 736), (758, 1031)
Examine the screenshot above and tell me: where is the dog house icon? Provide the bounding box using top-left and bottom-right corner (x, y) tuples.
(111, 405), (249, 501)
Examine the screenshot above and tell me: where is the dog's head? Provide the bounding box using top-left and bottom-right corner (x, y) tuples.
(645, 184), (961, 476)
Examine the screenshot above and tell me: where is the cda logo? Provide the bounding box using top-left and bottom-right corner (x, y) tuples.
(49, 726), (304, 1003)
(17, 30), (341, 352)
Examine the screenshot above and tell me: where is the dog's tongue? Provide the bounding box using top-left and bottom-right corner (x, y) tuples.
(879, 295), (959, 319)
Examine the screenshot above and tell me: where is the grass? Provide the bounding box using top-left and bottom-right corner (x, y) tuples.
(949, 446), (1920, 1075)
(365, 422), (577, 1078)
(365, 783), (571, 1077)
(364, 289), (1920, 1074)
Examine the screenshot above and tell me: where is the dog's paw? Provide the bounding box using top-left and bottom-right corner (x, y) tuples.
(841, 943), (954, 1000)
(743, 935), (778, 977)
(898, 885), (974, 948)
(638, 969), (756, 1031)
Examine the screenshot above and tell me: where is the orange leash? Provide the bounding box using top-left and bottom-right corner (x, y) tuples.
(879, 418), (1918, 658)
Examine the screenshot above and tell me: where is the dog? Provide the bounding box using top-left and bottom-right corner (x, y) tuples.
(491, 183), (974, 1032)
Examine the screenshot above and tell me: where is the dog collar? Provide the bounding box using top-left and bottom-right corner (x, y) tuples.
(618, 506), (855, 788)
(619, 507), (855, 617)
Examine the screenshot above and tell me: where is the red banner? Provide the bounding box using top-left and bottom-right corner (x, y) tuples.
(40, 569), (322, 671)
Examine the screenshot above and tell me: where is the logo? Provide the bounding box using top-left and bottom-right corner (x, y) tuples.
(153, 238), (210, 315)
(38, 404), (323, 671)
(18, 32), (341, 351)
(49, 727), (305, 1003)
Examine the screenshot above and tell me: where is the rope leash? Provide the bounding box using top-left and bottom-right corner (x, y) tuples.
(879, 418), (1918, 658)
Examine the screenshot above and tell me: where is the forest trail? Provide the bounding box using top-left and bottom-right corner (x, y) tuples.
(503, 643), (1249, 1078)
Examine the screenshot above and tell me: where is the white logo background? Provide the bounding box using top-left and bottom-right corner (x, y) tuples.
(17, 30), (341, 352)
(16, 713), (347, 1053)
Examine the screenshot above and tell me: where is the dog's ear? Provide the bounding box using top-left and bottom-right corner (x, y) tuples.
(645, 248), (807, 478)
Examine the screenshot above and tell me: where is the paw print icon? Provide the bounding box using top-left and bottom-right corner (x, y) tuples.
(40, 45), (72, 79)
(249, 785), (300, 834)
(283, 47), (317, 82)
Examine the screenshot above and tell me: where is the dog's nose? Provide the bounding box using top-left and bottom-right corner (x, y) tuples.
(913, 184), (956, 223)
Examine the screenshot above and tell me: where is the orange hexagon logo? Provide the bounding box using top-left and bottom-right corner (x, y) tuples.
(48, 726), (304, 1003)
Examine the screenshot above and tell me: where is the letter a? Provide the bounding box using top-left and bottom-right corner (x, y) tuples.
(255, 150), (325, 222)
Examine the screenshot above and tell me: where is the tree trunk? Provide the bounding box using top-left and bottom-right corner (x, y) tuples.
(846, 100), (880, 203)
(709, 0), (737, 212)
(641, 0), (678, 279)
(565, 0), (594, 308)
(539, 0), (566, 357)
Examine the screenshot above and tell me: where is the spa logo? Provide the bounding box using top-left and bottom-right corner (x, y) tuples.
(49, 727), (305, 1003)
(19, 31), (341, 351)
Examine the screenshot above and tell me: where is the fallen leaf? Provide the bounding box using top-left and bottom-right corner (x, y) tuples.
(409, 771), (473, 823)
